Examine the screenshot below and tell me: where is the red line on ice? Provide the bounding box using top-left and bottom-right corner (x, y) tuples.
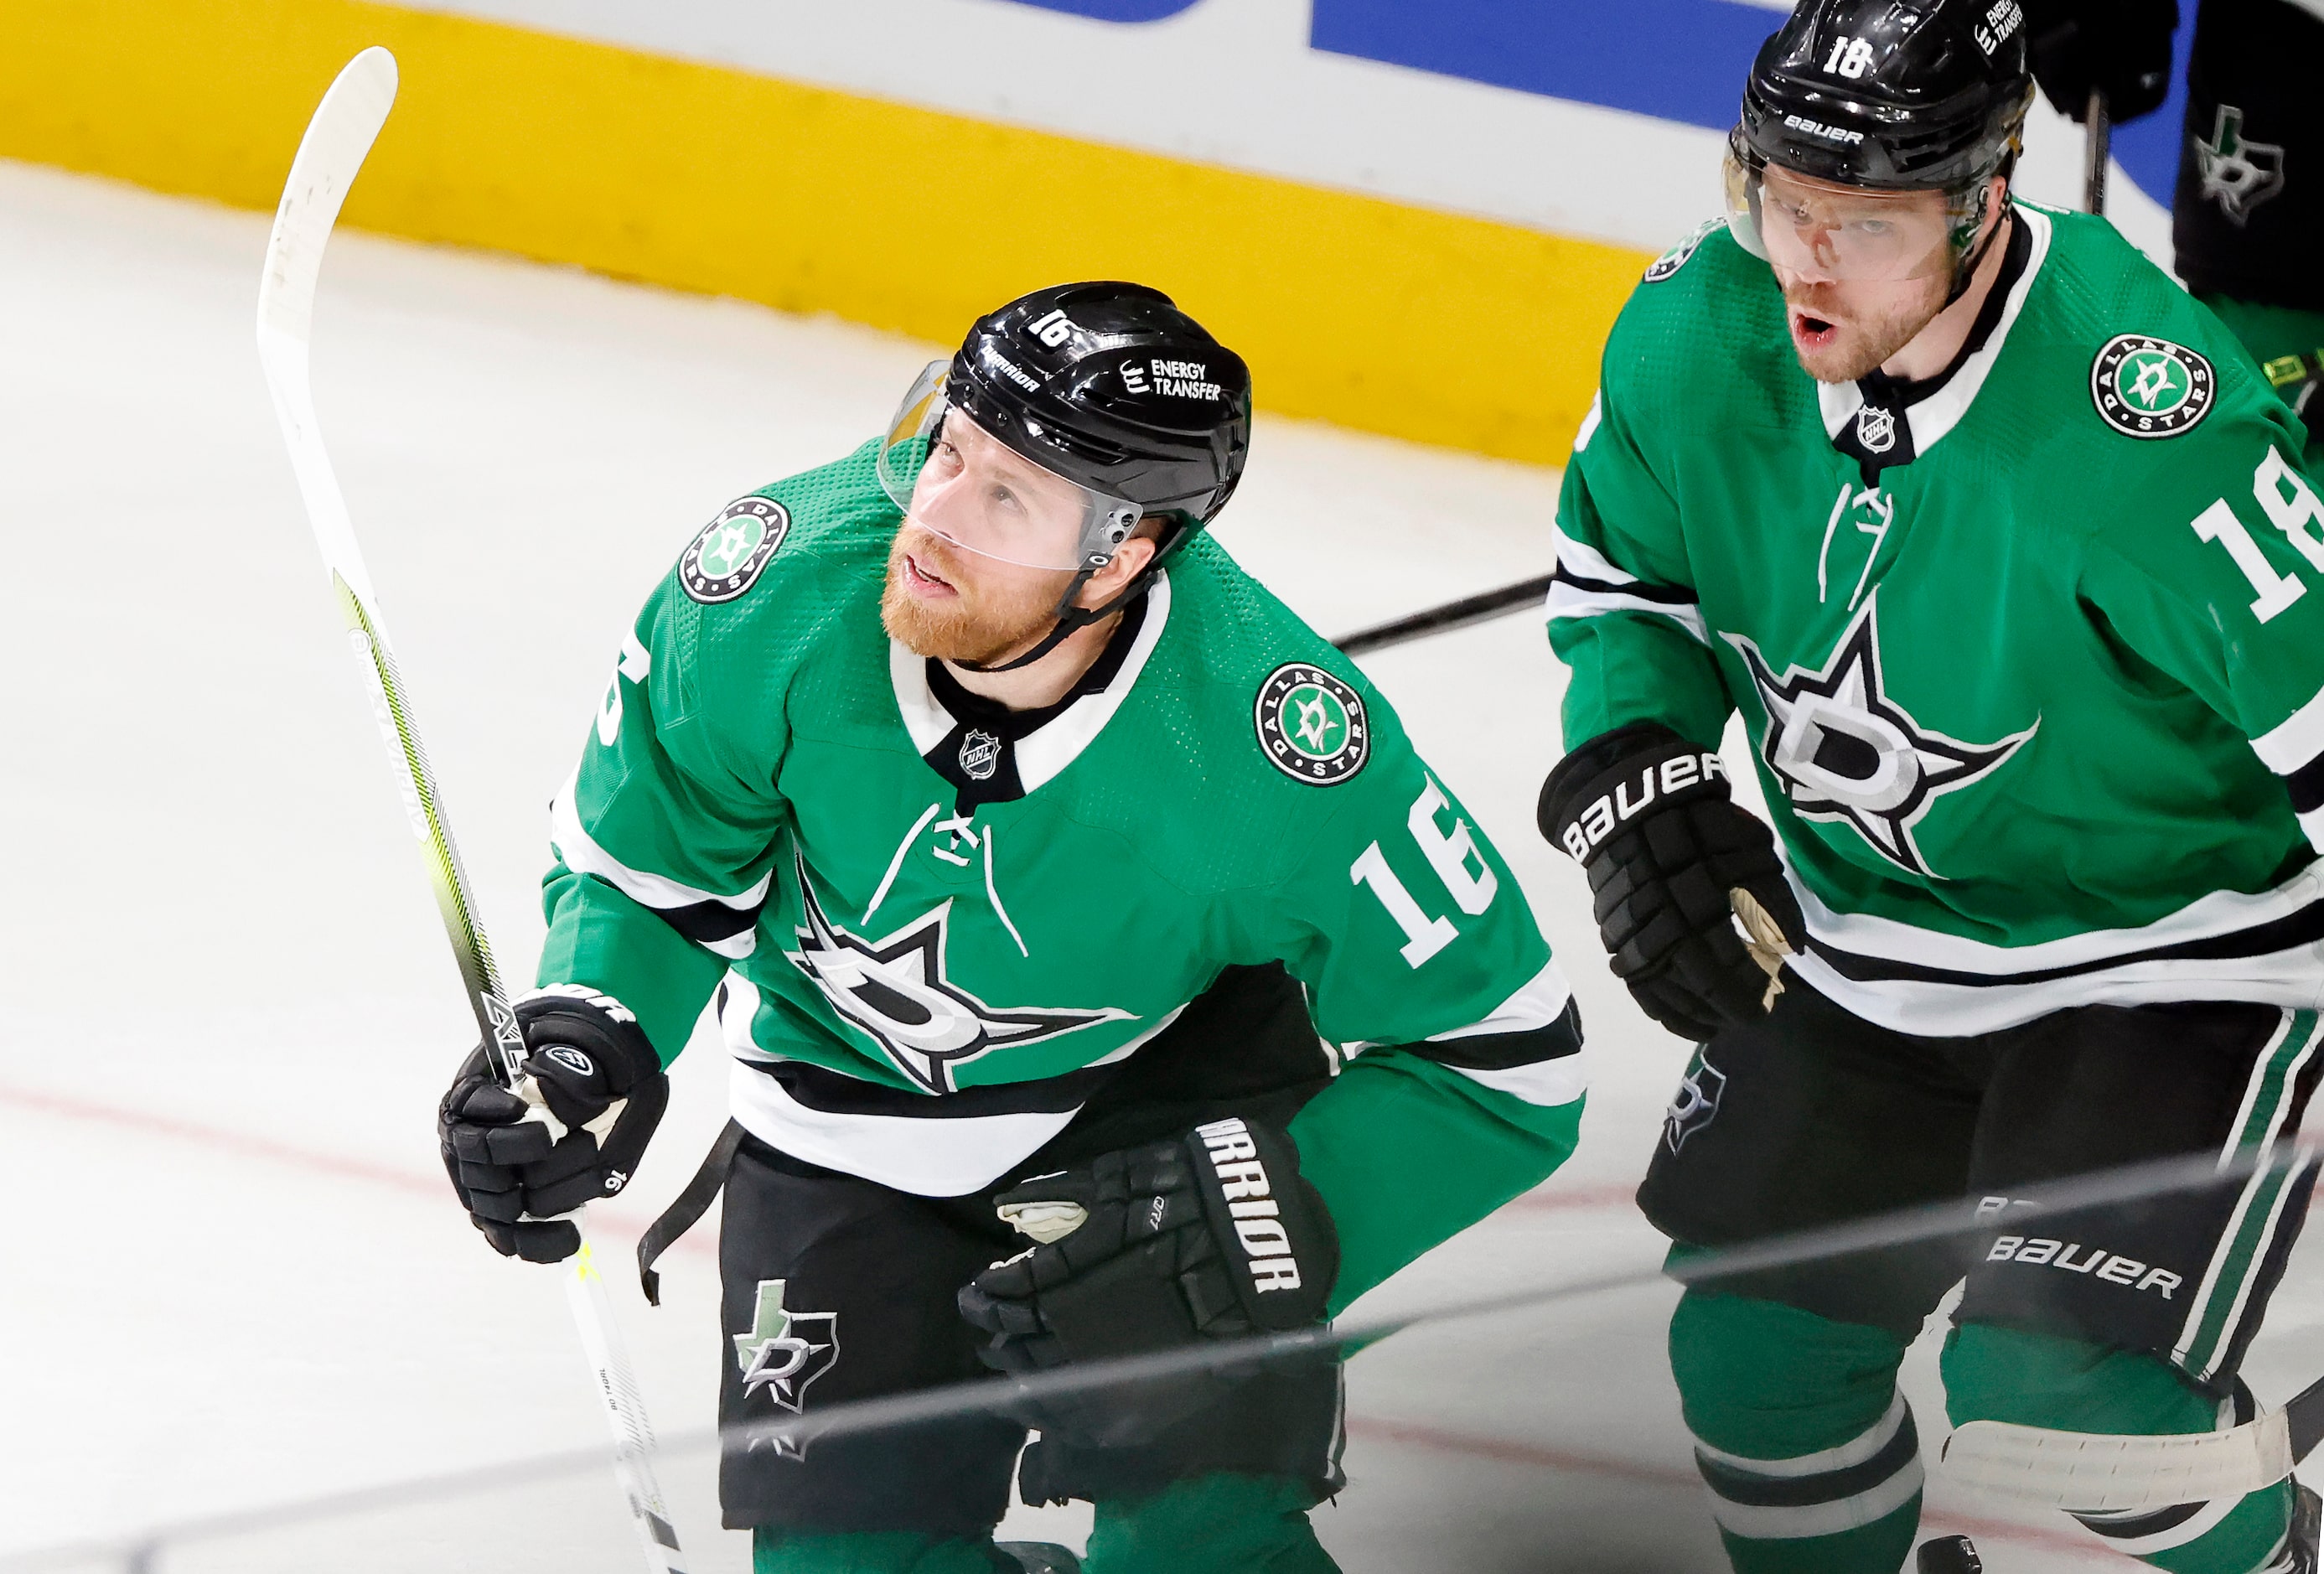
(0, 1077), (710, 1253)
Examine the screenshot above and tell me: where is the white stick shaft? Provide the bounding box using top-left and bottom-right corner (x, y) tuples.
(256, 51), (685, 1573)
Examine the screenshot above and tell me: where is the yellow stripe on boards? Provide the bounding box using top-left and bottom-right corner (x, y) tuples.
(0, 0), (1649, 463)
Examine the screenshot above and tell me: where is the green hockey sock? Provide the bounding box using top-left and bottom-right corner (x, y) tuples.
(1085, 1473), (1338, 1574)
(1669, 1291), (1923, 1574)
(751, 1526), (1012, 1573)
(1943, 1323), (2293, 1572)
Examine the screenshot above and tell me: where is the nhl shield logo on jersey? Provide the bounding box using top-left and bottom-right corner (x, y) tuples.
(732, 1278), (839, 1459)
(2090, 336), (2216, 440)
(959, 729), (1002, 782)
(1726, 593), (2037, 878)
(681, 495), (790, 603)
(1255, 663), (1369, 785)
(1855, 404), (1898, 454)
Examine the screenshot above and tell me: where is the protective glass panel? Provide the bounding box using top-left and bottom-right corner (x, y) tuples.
(11, 1148), (2315, 1574)
(877, 359), (1139, 573)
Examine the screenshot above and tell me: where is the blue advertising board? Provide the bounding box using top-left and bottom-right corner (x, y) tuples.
(1002, 0), (2190, 207)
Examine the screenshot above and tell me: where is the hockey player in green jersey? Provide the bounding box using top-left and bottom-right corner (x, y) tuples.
(436, 282), (1589, 1573)
(1538, 2), (2322, 1571)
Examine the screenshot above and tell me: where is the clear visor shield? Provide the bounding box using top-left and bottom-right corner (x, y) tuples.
(876, 360), (1142, 573)
(1723, 154), (1980, 283)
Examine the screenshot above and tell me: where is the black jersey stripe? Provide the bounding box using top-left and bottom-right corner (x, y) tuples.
(743, 1056), (1114, 1119)
(650, 892), (767, 945)
(1408, 999), (1585, 1072)
(1805, 890), (2324, 990)
(2282, 750), (2324, 814)
(1551, 562), (1700, 606)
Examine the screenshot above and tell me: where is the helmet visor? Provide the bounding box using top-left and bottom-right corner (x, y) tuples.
(1723, 149), (1973, 283)
(877, 360), (1142, 574)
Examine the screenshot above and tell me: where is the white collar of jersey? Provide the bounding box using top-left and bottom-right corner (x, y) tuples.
(888, 571), (1172, 793)
(1817, 204), (2053, 460)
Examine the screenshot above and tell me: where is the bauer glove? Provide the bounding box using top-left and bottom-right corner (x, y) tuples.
(2022, 0), (2178, 126)
(437, 986), (668, 1263)
(1540, 722), (1801, 1043)
(957, 1116), (1338, 1447)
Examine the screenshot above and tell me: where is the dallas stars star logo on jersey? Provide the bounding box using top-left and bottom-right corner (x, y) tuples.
(1255, 662), (1369, 785)
(2193, 105), (2285, 227)
(2090, 335), (2216, 439)
(1726, 594), (2037, 878)
(732, 1278), (839, 1458)
(681, 495), (789, 603)
(784, 855), (1132, 1093)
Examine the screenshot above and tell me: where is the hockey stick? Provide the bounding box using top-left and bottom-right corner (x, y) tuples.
(1331, 572), (1555, 657)
(255, 49), (686, 1574)
(1940, 1369), (2324, 1514)
(2084, 86), (2111, 215)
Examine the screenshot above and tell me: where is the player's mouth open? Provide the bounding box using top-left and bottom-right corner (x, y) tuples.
(901, 550), (956, 597)
(1792, 309), (1840, 350)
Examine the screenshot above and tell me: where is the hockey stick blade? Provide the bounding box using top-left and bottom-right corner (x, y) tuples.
(1333, 572), (1555, 657)
(256, 51), (686, 1574)
(1939, 1370), (2324, 1514)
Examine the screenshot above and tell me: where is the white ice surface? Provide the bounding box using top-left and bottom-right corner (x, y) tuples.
(0, 158), (2310, 1572)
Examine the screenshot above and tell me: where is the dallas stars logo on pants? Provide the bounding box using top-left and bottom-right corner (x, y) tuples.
(784, 853), (1132, 1093)
(1726, 593), (2035, 878)
(733, 1278), (839, 1459)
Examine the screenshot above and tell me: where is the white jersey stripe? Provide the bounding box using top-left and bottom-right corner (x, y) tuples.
(1551, 524), (1638, 587)
(2249, 676), (2324, 774)
(1788, 859), (2324, 978)
(1446, 1055), (1587, 1107)
(1547, 582), (1711, 645)
(551, 771), (770, 959)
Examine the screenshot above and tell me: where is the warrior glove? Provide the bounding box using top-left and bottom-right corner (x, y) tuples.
(1540, 722), (1802, 1043)
(957, 1116), (1338, 1444)
(437, 986), (668, 1263)
(2022, 0), (2178, 127)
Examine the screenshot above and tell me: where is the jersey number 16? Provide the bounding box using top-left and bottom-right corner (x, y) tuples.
(1350, 777), (1499, 968)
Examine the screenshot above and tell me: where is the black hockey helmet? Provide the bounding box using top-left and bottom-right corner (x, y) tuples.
(1725, 0), (2036, 297)
(879, 281), (1253, 671)
(1736, 0), (2034, 189)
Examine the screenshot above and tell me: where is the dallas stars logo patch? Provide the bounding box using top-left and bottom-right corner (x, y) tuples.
(2091, 335), (2215, 440)
(1643, 217), (1722, 284)
(1726, 594), (2036, 878)
(1255, 663), (1369, 785)
(784, 855), (1132, 1093)
(682, 495), (789, 603)
(732, 1278), (839, 1458)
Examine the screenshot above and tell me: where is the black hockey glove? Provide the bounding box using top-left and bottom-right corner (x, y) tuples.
(437, 986), (669, 1263)
(1540, 722), (1803, 1043)
(2022, 0), (2178, 126)
(957, 1116), (1338, 1445)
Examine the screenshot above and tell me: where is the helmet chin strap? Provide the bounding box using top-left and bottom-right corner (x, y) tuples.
(1941, 168), (2015, 308)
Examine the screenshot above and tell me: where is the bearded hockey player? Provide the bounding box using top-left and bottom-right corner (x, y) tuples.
(1538, 2), (2323, 1571)
(437, 282), (1586, 1574)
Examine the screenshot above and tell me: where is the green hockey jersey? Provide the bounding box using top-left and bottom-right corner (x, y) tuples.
(1552, 203), (2324, 1036)
(539, 442), (1584, 1307)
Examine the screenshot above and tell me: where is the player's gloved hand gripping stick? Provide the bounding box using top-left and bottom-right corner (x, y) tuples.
(1540, 722), (1802, 1041)
(256, 49), (684, 1573)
